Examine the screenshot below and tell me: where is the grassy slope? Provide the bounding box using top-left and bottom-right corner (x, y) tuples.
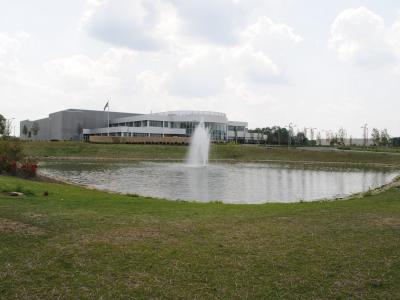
(1, 175), (400, 299)
(18, 141), (400, 165)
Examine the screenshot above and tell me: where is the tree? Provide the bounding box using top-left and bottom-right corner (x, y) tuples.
(295, 132), (308, 146)
(371, 128), (380, 146)
(31, 122), (40, 136)
(330, 134), (338, 146)
(337, 127), (347, 146)
(22, 125), (28, 137)
(380, 129), (390, 146)
(4, 119), (12, 138)
(0, 114), (5, 135)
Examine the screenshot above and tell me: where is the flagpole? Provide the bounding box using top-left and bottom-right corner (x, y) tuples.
(107, 100), (110, 137)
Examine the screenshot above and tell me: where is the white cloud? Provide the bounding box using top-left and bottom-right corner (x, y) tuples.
(229, 45), (284, 84)
(0, 32), (29, 74)
(169, 0), (242, 45)
(168, 48), (226, 97)
(241, 16), (302, 53)
(81, 0), (179, 51)
(329, 7), (399, 68)
(43, 48), (139, 100)
(78, 0), (301, 97)
(166, 43), (289, 98)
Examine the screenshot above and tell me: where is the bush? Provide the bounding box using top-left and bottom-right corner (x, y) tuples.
(0, 141), (38, 177)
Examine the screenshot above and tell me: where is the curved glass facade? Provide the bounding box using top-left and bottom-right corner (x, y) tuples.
(178, 122), (226, 141)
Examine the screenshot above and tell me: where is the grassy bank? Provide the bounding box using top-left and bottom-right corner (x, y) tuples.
(1, 175), (400, 299)
(338, 146), (400, 153)
(16, 141), (400, 166)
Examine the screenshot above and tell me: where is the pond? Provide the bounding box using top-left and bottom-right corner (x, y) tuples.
(39, 161), (398, 204)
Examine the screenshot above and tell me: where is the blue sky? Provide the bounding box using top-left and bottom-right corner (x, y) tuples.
(1, 0), (400, 137)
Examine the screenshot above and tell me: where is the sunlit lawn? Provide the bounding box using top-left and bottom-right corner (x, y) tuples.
(1, 175), (400, 299)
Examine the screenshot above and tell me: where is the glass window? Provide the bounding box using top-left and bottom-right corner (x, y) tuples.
(149, 120), (163, 127)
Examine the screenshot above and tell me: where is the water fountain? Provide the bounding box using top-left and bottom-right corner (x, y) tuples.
(187, 119), (210, 166)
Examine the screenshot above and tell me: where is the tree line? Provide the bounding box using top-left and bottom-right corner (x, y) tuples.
(250, 125), (397, 147)
(250, 126), (310, 146)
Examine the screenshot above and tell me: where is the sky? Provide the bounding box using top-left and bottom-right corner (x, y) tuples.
(1, 0), (400, 138)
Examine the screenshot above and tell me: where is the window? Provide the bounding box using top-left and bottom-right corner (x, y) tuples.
(134, 121), (141, 127)
(149, 120), (163, 127)
(228, 126), (245, 132)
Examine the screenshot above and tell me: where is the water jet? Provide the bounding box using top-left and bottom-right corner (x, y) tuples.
(187, 119), (210, 167)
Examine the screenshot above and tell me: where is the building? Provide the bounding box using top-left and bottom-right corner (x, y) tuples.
(21, 109), (265, 143)
(20, 109), (138, 141)
(84, 110), (255, 142)
(392, 137), (400, 147)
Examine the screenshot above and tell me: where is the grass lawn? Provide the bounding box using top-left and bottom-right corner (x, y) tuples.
(16, 141), (400, 166)
(1, 175), (400, 299)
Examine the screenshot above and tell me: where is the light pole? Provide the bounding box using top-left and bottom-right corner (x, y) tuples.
(361, 123), (368, 147)
(288, 123), (296, 147)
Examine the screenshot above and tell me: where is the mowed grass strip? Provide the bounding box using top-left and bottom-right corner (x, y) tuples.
(0, 175), (400, 299)
(15, 141), (400, 165)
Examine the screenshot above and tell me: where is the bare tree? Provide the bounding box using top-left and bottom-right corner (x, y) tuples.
(371, 128), (380, 146)
(337, 127), (347, 146)
(3, 119), (12, 138)
(380, 129), (390, 147)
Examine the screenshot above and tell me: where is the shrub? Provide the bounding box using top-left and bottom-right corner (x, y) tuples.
(0, 141), (38, 177)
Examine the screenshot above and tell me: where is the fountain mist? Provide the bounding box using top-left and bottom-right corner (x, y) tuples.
(187, 119), (210, 166)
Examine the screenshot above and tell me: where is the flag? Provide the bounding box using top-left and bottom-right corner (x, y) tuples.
(104, 101), (109, 111)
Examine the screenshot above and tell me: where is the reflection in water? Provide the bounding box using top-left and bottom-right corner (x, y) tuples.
(39, 162), (398, 204)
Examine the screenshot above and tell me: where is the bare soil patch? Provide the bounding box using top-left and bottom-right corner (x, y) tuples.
(0, 218), (46, 236)
(370, 217), (400, 228)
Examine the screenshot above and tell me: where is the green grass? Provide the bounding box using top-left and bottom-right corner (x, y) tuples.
(339, 146), (400, 153)
(15, 141), (400, 166)
(1, 175), (400, 299)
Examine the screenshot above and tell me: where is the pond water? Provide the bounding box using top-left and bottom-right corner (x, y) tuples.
(39, 161), (398, 204)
